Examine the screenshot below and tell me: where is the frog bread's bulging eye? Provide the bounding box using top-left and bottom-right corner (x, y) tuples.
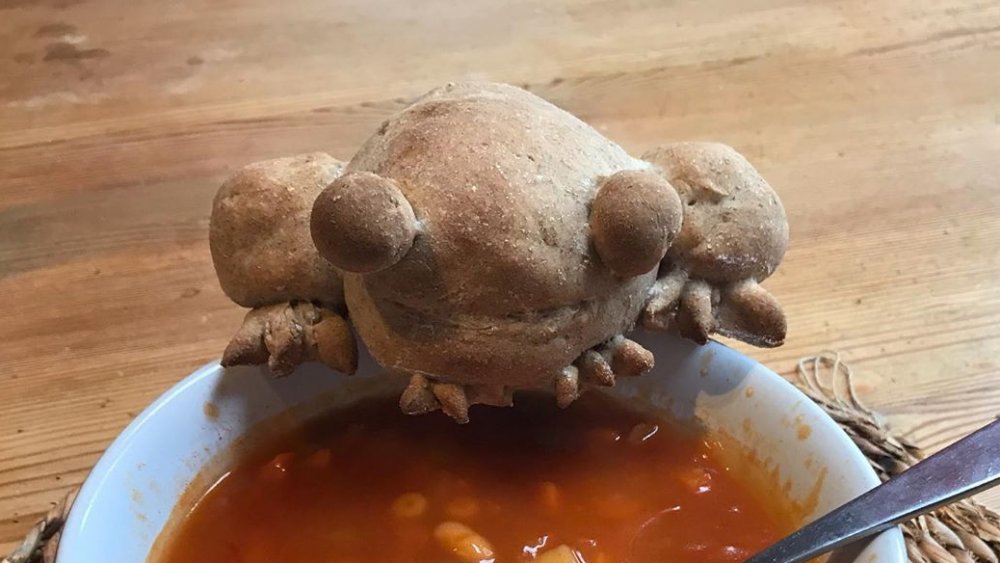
(590, 169), (683, 278)
(311, 172), (418, 274)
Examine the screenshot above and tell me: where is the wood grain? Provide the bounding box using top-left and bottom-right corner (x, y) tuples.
(2, 0), (999, 553)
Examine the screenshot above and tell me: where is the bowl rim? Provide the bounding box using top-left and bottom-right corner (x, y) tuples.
(59, 365), (216, 557)
(57, 341), (908, 562)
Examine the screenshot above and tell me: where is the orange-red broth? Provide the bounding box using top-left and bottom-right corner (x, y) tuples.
(155, 393), (800, 563)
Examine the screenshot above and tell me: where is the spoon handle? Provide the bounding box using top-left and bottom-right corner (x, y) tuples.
(745, 418), (1000, 563)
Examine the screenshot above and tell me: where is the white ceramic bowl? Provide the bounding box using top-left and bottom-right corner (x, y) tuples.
(57, 334), (906, 563)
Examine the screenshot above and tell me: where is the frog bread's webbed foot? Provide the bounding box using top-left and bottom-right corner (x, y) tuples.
(210, 153), (358, 376)
(222, 301), (356, 377)
(398, 374), (513, 424)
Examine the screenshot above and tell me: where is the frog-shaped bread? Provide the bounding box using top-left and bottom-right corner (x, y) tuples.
(210, 82), (788, 422)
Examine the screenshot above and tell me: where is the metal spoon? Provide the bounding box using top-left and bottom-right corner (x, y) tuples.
(744, 418), (1000, 563)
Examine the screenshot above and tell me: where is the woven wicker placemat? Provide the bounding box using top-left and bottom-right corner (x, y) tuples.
(5, 354), (999, 563)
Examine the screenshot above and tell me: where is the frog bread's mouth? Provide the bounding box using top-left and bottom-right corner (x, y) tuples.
(310, 168), (683, 422)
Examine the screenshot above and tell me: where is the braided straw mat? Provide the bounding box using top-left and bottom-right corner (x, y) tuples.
(5, 353), (999, 563)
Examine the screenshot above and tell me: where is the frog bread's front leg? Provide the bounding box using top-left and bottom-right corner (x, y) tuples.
(640, 143), (789, 348)
(210, 153), (358, 377)
(550, 168), (684, 406)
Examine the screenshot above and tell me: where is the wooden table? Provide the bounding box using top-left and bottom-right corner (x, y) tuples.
(2, 0), (999, 552)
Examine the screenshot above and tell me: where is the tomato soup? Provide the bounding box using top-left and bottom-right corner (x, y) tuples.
(154, 392), (798, 563)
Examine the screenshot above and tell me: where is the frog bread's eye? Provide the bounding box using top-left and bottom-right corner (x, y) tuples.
(590, 169), (683, 278)
(311, 172), (418, 274)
